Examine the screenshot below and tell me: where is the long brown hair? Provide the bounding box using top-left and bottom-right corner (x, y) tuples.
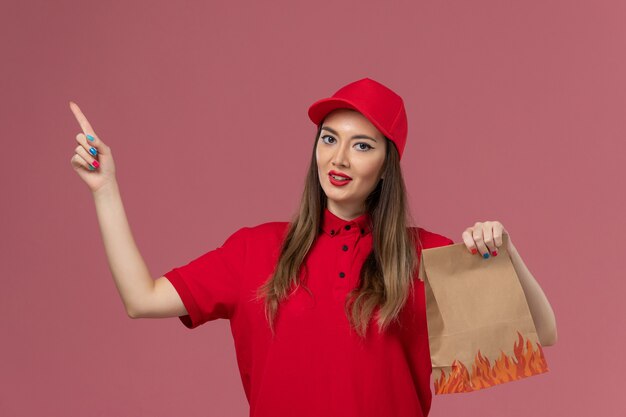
(255, 122), (421, 339)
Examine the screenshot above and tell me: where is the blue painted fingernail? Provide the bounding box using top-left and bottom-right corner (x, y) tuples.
(89, 147), (97, 156)
(483, 253), (490, 259)
(87, 134), (95, 141)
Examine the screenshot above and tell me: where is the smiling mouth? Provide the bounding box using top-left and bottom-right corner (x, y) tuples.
(328, 173), (352, 186)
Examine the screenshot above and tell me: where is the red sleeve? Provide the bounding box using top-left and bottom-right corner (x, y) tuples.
(429, 230), (455, 247)
(162, 226), (249, 329)
(413, 227), (455, 250)
(410, 228), (454, 416)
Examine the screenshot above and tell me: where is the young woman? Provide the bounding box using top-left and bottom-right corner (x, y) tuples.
(70, 77), (557, 417)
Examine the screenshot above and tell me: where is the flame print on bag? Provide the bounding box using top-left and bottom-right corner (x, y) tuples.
(434, 331), (549, 394)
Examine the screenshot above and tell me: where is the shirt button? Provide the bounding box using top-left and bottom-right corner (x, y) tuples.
(361, 228), (365, 234)
(339, 272), (345, 278)
(342, 244), (348, 251)
(344, 225), (351, 230)
(330, 230), (335, 235)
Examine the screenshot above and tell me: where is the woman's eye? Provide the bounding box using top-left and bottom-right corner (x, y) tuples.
(321, 135), (373, 151)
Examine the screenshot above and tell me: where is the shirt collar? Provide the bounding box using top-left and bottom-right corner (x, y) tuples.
(320, 207), (372, 237)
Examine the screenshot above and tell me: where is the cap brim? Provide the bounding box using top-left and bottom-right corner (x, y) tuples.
(308, 98), (362, 125)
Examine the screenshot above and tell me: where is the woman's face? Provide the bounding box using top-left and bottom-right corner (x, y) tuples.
(316, 108), (387, 217)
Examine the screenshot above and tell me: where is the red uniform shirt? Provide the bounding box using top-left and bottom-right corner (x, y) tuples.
(163, 207), (454, 417)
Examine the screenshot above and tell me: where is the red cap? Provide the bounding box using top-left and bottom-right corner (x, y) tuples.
(308, 77), (408, 159)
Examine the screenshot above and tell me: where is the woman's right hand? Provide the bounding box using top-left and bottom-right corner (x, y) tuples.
(69, 101), (117, 193)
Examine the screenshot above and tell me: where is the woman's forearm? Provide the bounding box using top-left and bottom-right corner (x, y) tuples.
(507, 237), (558, 346)
(92, 180), (154, 317)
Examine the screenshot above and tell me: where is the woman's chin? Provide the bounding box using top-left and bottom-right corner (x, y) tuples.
(325, 192), (360, 204)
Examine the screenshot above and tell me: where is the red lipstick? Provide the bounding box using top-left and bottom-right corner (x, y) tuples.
(329, 170), (352, 179)
(328, 170), (352, 186)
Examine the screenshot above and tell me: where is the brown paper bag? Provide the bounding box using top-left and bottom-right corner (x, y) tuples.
(418, 232), (549, 394)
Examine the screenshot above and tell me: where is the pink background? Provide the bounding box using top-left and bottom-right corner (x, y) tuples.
(1, 0), (624, 416)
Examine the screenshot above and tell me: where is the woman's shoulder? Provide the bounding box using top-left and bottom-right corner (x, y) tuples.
(410, 226), (455, 248)
(232, 221), (290, 240)
(234, 222), (454, 247)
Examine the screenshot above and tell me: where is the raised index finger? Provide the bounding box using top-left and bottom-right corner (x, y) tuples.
(69, 101), (97, 137)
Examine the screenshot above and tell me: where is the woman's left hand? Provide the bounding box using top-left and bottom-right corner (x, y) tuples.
(461, 221), (510, 259)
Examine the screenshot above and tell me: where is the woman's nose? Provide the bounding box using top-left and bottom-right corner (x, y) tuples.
(331, 144), (350, 166)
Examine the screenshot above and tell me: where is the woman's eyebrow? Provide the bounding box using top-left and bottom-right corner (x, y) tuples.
(321, 126), (378, 143)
